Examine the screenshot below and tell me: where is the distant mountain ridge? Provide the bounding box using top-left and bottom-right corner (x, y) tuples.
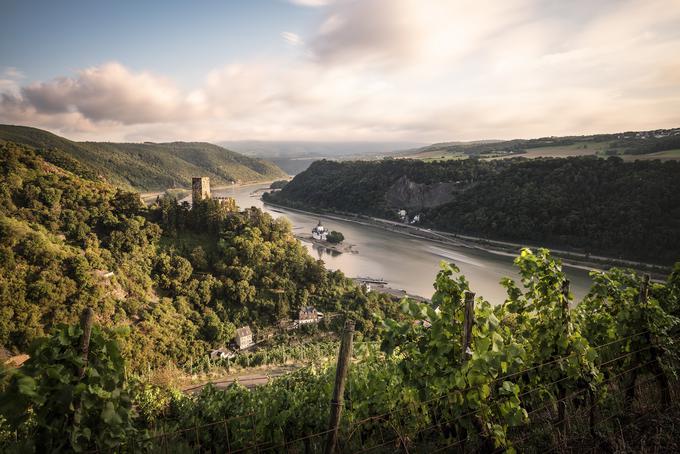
(221, 140), (425, 174)
(0, 125), (287, 191)
(220, 140), (424, 158)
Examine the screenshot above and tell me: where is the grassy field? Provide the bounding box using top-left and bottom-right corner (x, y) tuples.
(484, 141), (612, 160)
(621, 149), (680, 161)
(409, 142), (680, 162)
(418, 151), (467, 162)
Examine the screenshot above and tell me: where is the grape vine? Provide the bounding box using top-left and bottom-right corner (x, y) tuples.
(1, 249), (679, 453)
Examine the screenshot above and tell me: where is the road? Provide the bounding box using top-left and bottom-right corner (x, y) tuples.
(182, 365), (299, 394)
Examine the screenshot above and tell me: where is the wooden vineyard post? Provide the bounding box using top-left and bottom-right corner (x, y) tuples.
(641, 274), (672, 407)
(460, 291), (494, 451)
(324, 319), (355, 454)
(462, 292), (475, 361)
(557, 280), (570, 437)
(78, 307), (94, 379)
(584, 278), (597, 438)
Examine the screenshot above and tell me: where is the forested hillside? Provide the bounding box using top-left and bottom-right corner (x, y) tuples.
(0, 141), (397, 369)
(265, 157), (680, 264)
(0, 125), (287, 191)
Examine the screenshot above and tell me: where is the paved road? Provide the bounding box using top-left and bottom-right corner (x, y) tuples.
(182, 365), (298, 394)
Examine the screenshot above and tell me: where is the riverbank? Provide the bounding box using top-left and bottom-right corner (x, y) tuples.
(263, 201), (671, 279)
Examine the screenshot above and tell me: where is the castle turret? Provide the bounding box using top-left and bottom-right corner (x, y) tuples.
(192, 177), (211, 204)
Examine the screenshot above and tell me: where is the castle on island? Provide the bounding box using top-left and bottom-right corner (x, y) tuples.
(192, 176), (236, 207)
(312, 220), (328, 241)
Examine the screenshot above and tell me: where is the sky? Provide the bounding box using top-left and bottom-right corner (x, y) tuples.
(1, 0), (680, 143)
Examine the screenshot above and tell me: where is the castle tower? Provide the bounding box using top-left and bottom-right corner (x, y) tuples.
(192, 177), (211, 204)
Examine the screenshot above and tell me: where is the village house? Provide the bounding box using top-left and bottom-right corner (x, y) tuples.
(312, 220), (328, 241)
(235, 326), (254, 350)
(298, 306), (321, 325)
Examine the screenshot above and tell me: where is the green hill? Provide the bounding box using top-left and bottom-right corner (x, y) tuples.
(0, 125), (287, 191)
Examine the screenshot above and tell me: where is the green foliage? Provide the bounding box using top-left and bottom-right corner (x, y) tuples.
(379, 262), (527, 448)
(0, 324), (135, 452)
(269, 180), (289, 190)
(576, 267), (680, 381)
(500, 249), (601, 412)
(326, 230), (344, 244)
(132, 383), (183, 426)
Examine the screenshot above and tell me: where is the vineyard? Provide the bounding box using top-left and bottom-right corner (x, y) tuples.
(2, 249), (679, 453)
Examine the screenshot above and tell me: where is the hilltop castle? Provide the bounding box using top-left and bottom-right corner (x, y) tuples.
(191, 177), (237, 210)
(192, 177), (211, 204)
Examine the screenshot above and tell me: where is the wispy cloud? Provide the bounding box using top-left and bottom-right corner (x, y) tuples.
(281, 31), (303, 46)
(288, 0), (334, 7)
(0, 67), (24, 97)
(3, 67), (24, 79)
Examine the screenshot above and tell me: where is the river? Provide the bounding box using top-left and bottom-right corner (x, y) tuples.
(187, 183), (594, 304)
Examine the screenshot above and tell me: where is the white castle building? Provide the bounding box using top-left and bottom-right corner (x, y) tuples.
(312, 220), (328, 241)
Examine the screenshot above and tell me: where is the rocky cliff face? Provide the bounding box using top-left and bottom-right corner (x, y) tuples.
(384, 175), (456, 210)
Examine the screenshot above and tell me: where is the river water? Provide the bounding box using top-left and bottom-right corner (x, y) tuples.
(195, 183), (594, 304)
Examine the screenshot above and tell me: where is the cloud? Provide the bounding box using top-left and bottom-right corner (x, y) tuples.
(2, 0), (680, 142)
(20, 62), (189, 124)
(288, 0), (334, 7)
(0, 67), (24, 97)
(281, 31), (303, 46)
(3, 67), (24, 80)
(307, 0), (534, 68)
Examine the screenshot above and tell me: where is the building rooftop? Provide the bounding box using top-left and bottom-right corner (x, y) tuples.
(236, 326), (252, 337)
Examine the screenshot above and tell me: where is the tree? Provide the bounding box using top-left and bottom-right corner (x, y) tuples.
(190, 246), (209, 270)
(202, 309), (235, 345)
(326, 231), (344, 244)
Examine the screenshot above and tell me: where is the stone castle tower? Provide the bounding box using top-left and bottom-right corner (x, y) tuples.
(192, 177), (211, 204)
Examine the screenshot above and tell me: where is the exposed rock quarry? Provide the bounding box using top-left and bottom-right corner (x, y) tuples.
(385, 175), (456, 210)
